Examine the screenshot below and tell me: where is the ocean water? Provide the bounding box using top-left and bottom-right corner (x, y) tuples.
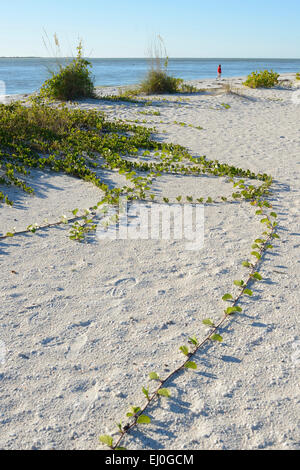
(1, 58), (300, 95)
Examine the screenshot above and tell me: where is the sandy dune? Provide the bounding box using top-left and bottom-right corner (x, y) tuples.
(0, 74), (299, 449)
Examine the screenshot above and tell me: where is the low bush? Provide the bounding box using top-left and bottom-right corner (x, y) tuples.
(243, 70), (279, 88)
(39, 41), (95, 101)
(140, 35), (197, 95)
(140, 69), (183, 94)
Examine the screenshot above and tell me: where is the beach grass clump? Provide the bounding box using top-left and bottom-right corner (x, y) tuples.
(39, 41), (95, 101)
(140, 35), (191, 95)
(223, 82), (240, 95)
(243, 70), (279, 88)
(140, 69), (183, 94)
(179, 83), (199, 93)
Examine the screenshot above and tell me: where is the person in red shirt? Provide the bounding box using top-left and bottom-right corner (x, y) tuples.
(217, 64), (222, 80)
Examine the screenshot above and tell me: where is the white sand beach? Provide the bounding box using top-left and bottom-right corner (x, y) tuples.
(0, 74), (299, 450)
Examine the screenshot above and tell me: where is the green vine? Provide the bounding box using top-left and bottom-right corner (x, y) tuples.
(0, 99), (279, 451)
(100, 199), (278, 450)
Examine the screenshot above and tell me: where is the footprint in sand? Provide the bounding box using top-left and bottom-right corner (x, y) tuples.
(107, 277), (137, 299)
(66, 333), (88, 360)
(0, 340), (6, 365)
(71, 381), (100, 423)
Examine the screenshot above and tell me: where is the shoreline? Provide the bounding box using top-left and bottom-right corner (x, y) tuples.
(2, 72), (299, 99)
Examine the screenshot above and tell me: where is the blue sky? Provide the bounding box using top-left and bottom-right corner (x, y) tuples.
(1, 0), (300, 58)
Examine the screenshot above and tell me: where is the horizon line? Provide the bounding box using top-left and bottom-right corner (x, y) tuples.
(1, 56), (300, 60)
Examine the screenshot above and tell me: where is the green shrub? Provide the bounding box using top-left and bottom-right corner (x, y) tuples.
(178, 83), (199, 93)
(140, 35), (188, 95)
(140, 69), (183, 94)
(243, 70), (280, 88)
(39, 41), (95, 101)
(296, 73), (300, 81)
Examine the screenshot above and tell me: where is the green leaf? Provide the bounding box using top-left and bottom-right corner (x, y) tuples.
(137, 415), (151, 424)
(158, 388), (171, 398)
(184, 361), (197, 370)
(222, 293), (233, 301)
(188, 336), (199, 346)
(149, 372), (160, 381)
(242, 261), (251, 268)
(5, 232), (14, 237)
(72, 209), (79, 216)
(142, 387), (150, 400)
(234, 280), (244, 287)
(225, 306), (242, 315)
(99, 435), (113, 448)
(179, 346), (189, 356)
(202, 318), (215, 327)
(251, 251), (261, 259)
(131, 406), (141, 414)
(243, 288), (253, 296)
(270, 212), (277, 218)
(116, 422), (123, 432)
(252, 272), (263, 281)
(115, 447), (127, 450)
(210, 334), (223, 342)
